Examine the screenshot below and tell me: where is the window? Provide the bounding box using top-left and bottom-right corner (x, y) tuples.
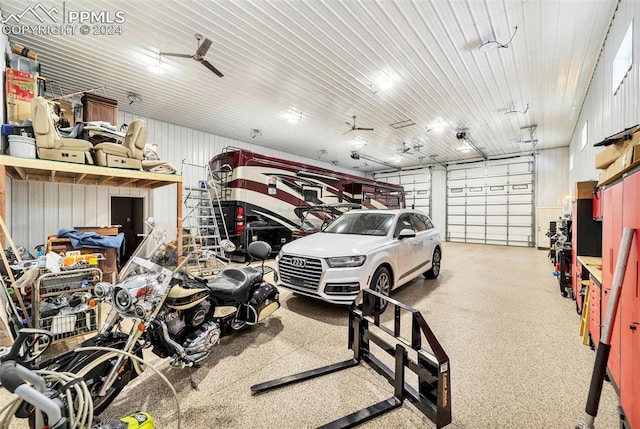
(409, 213), (427, 232)
(394, 214), (412, 237)
(613, 21), (633, 95)
(420, 214), (435, 230)
(570, 154), (574, 172)
(302, 185), (322, 202)
(581, 121), (588, 150)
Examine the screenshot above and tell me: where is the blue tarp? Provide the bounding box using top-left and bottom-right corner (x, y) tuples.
(57, 228), (125, 250)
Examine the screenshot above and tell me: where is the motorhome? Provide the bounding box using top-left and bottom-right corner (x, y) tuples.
(208, 148), (405, 258)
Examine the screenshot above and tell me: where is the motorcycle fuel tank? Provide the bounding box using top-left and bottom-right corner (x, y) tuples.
(165, 285), (209, 310)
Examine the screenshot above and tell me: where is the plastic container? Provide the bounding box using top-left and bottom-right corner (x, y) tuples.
(8, 137), (36, 159)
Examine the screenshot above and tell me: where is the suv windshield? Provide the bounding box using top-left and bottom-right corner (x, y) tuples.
(323, 212), (394, 236)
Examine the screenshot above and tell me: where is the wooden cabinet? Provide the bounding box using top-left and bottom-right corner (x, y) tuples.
(81, 93), (118, 125)
(620, 171), (640, 429)
(602, 182), (623, 388)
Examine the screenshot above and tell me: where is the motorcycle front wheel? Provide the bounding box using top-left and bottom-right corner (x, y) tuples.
(66, 349), (136, 415)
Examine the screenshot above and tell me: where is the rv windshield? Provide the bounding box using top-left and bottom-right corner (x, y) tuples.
(322, 212), (394, 236)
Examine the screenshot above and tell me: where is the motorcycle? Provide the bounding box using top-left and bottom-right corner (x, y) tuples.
(40, 223), (281, 414)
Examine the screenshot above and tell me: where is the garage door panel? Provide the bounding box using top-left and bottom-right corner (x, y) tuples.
(467, 205), (485, 215)
(508, 163), (532, 174)
(448, 215), (466, 224)
(466, 196), (486, 204)
(488, 215), (508, 224)
(466, 177), (485, 187)
(487, 205), (507, 215)
(467, 215), (485, 225)
(448, 206), (466, 215)
(509, 204), (532, 214)
(509, 194), (533, 204)
(486, 195), (508, 204)
(446, 158), (533, 247)
(486, 165), (508, 175)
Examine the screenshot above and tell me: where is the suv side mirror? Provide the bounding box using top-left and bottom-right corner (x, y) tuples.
(397, 228), (415, 239)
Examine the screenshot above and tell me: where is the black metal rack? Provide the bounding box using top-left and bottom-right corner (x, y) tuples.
(251, 289), (452, 428)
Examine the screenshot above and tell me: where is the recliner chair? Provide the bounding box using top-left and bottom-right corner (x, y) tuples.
(31, 96), (93, 164)
(93, 120), (146, 169)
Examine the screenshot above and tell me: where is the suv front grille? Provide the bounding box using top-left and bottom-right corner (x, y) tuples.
(278, 254), (323, 291)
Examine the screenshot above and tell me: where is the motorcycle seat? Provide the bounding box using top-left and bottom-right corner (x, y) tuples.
(206, 267), (261, 302)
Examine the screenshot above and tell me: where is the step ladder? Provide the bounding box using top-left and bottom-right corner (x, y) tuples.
(182, 160), (231, 278)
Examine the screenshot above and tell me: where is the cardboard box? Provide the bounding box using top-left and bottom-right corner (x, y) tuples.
(575, 181), (598, 200)
(595, 132), (640, 169)
(598, 145), (640, 186)
(5, 68), (37, 125)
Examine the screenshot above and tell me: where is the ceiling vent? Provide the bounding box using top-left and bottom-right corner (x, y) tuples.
(389, 119), (416, 129)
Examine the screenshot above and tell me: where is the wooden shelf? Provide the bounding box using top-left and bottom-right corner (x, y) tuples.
(0, 155), (183, 257)
(0, 155), (181, 189)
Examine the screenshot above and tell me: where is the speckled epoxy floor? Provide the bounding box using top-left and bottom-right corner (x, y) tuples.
(0, 242), (621, 428)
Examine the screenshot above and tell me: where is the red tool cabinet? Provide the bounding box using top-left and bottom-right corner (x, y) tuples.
(600, 170), (640, 428)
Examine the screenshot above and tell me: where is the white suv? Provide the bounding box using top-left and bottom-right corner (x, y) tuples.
(274, 209), (441, 304)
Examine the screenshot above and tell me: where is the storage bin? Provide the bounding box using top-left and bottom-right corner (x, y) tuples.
(9, 138), (36, 158)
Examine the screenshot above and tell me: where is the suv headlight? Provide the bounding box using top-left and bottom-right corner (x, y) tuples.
(326, 255), (366, 268)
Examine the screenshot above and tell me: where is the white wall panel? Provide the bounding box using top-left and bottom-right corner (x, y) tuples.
(537, 147), (570, 210)
(569, 1), (639, 191)
(8, 112), (368, 251)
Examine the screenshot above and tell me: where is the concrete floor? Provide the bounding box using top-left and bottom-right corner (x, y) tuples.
(1, 242), (621, 428)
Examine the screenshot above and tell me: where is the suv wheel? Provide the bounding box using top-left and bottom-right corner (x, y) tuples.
(423, 247), (441, 279)
(370, 266), (391, 312)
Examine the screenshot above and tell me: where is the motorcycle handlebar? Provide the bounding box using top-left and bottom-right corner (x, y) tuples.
(0, 361), (65, 428)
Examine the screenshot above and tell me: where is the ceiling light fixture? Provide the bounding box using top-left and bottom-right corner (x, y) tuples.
(478, 26), (519, 52)
(426, 119), (448, 133)
(285, 108), (303, 124)
(369, 67), (399, 93)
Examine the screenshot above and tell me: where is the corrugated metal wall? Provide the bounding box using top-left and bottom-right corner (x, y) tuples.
(537, 147), (570, 210)
(7, 111), (368, 252)
(569, 1), (637, 191)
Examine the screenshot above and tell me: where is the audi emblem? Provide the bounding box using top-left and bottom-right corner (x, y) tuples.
(291, 257), (306, 268)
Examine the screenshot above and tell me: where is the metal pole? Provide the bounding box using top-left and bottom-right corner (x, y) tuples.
(576, 227), (635, 429)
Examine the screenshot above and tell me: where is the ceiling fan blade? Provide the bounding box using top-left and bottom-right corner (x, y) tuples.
(196, 38), (213, 57)
(159, 52), (192, 58)
(200, 59), (224, 77)
(345, 121), (352, 126)
(342, 129), (353, 135)
(355, 127), (374, 131)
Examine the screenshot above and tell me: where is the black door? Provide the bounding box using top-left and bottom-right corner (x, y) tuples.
(111, 197), (144, 263)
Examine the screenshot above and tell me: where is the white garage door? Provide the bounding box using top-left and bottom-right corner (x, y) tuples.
(446, 157), (534, 247)
(375, 168), (431, 216)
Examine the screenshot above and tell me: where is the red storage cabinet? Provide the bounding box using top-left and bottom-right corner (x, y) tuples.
(620, 171), (640, 429)
(593, 188), (602, 220)
(601, 182), (623, 388)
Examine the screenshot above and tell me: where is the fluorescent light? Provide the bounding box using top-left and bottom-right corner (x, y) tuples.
(147, 54), (165, 74)
(285, 108), (302, 124)
(379, 79), (394, 90)
(148, 64), (165, 74)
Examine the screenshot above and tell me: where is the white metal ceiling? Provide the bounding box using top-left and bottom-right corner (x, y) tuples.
(0, 0), (617, 172)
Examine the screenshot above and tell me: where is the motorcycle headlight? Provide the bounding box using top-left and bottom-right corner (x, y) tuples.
(134, 301), (155, 318)
(94, 282), (112, 299)
(113, 287), (136, 312)
(326, 255), (366, 268)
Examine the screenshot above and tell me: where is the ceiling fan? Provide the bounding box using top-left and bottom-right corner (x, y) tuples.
(160, 33), (224, 77)
(343, 115), (374, 135)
